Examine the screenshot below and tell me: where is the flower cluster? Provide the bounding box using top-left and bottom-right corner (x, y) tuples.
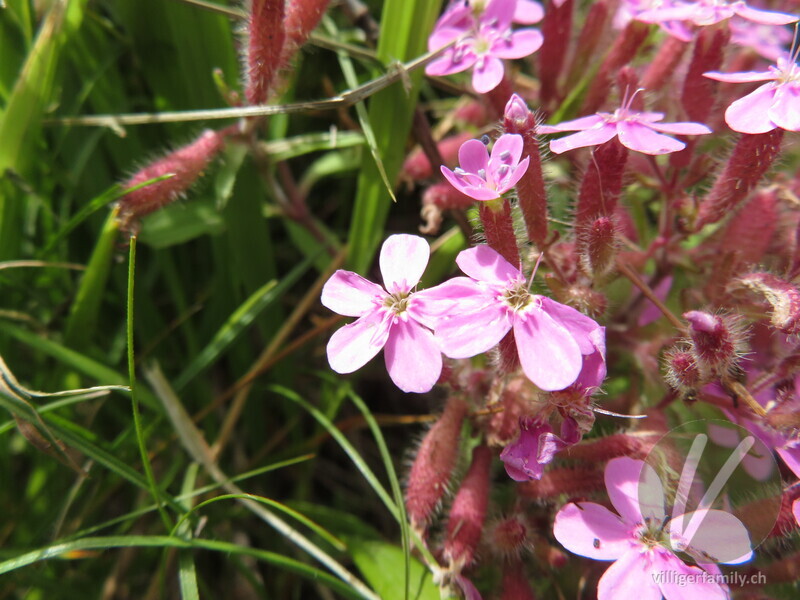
(426, 0), (544, 92)
(321, 235), (606, 395)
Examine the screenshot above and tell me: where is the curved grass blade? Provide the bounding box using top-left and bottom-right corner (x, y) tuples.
(0, 536), (365, 599)
(269, 384), (398, 519)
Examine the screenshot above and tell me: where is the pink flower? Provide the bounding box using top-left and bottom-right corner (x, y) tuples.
(554, 457), (753, 600)
(704, 55), (800, 133)
(500, 416), (580, 481)
(538, 92), (712, 154)
(440, 134), (530, 200)
(321, 235), (444, 393)
(636, 0), (797, 28)
(426, 0), (544, 93)
(615, 0), (694, 41)
(730, 18), (793, 61)
(424, 245), (605, 391)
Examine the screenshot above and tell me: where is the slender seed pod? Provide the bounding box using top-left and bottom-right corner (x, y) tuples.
(695, 129), (784, 229)
(641, 36), (690, 92)
(503, 93), (549, 246)
(118, 129), (227, 231)
(538, 0), (573, 106)
(277, 0), (330, 70)
(564, 0), (609, 90)
(444, 444), (493, 570)
(405, 398), (467, 531)
(519, 466), (605, 499)
(246, 0), (286, 105)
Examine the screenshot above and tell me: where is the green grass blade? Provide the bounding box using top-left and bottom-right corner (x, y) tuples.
(269, 384), (398, 519)
(63, 209), (120, 349)
(345, 0), (443, 274)
(0, 536), (366, 599)
(347, 390), (411, 599)
(127, 235), (174, 530)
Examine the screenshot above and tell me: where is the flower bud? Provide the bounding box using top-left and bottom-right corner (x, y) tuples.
(564, 433), (653, 462)
(580, 215), (617, 278)
(444, 444), (492, 570)
(489, 514), (531, 558)
(538, 0), (573, 106)
(278, 0), (331, 70)
(420, 182), (475, 234)
(735, 272), (800, 335)
(405, 398), (467, 531)
(664, 347), (703, 392)
(684, 311), (746, 378)
(119, 129), (226, 231)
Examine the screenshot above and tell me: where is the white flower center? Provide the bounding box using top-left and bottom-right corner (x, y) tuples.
(502, 282), (535, 312)
(384, 292), (411, 316)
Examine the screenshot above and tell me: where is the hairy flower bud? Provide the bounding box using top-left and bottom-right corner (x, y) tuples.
(406, 398), (467, 531)
(684, 311), (746, 377)
(538, 0), (573, 106)
(503, 94), (549, 245)
(444, 444), (492, 570)
(735, 272), (800, 335)
(118, 129), (227, 231)
(420, 182), (476, 235)
(664, 347), (703, 392)
(489, 514), (531, 558)
(581, 215), (617, 278)
(278, 0), (330, 70)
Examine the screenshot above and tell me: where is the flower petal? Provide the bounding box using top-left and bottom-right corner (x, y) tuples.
(768, 83), (800, 131)
(703, 69), (776, 83)
(597, 549), (662, 600)
(777, 446), (800, 479)
(472, 56), (505, 93)
(647, 121), (712, 136)
(380, 234), (430, 294)
(513, 307), (582, 391)
(537, 114), (607, 133)
(425, 46), (478, 76)
(456, 244), (521, 284)
(656, 552), (729, 600)
(733, 4), (798, 25)
(410, 276), (487, 329)
(617, 121), (685, 155)
(553, 502), (633, 560)
(321, 270), (385, 317)
(668, 508), (753, 565)
(499, 155), (530, 192)
(483, 0), (516, 28)
(436, 305), (512, 358)
(538, 297), (602, 355)
(724, 83), (779, 133)
(513, 0), (544, 24)
(383, 319), (442, 393)
(458, 138), (490, 175)
(549, 124), (618, 153)
(490, 133), (524, 166)
(327, 311), (391, 374)
(441, 166), (497, 201)
(605, 457), (665, 525)
(490, 28), (543, 59)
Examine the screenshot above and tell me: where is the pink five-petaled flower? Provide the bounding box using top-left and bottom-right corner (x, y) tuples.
(704, 55), (800, 134)
(426, 0), (544, 93)
(321, 235), (443, 394)
(426, 244), (605, 391)
(538, 91), (712, 155)
(440, 134), (530, 200)
(636, 0), (797, 28)
(554, 457), (753, 600)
